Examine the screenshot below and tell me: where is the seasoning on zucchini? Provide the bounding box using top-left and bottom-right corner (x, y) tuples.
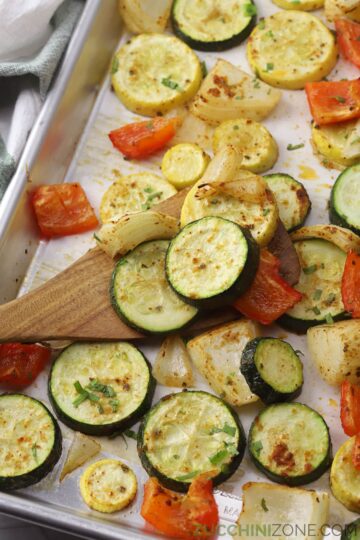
(212, 119), (278, 174)
(272, 0), (324, 10)
(111, 33), (202, 116)
(264, 173), (311, 232)
(111, 240), (198, 334)
(249, 402), (332, 486)
(311, 120), (360, 169)
(329, 164), (360, 235)
(342, 519), (360, 540)
(161, 143), (210, 189)
(247, 11), (337, 89)
(171, 0), (257, 52)
(49, 342), (155, 436)
(241, 338), (304, 404)
(0, 394), (62, 491)
(280, 238), (347, 333)
(138, 390), (246, 492)
(166, 216), (259, 309)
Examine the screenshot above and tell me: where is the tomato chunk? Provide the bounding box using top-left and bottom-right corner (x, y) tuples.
(335, 18), (360, 70)
(109, 117), (179, 160)
(141, 474), (219, 540)
(233, 249), (302, 325)
(340, 380), (360, 436)
(342, 250), (360, 318)
(305, 79), (360, 125)
(0, 343), (51, 388)
(352, 433), (360, 471)
(32, 183), (98, 238)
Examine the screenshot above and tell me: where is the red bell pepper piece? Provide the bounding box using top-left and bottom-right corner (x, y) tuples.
(342, 250), (360, 318)
(340, 380), (360, 436)
(109, 117), (179, 160)
(305, 79), (360, 125)
(233, 249), (302, 325)
(0, 343), (51, 388)
(335, 18), (360, 70)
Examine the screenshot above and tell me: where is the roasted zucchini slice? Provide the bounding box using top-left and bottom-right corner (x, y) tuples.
(264, 173), (311, 232)
(247, 11), (337, 89)
(272, 0), (324, 9)
(249, 403), (332, 486)
(111, 240), (198, 333)
(138, 390), (246, 492)
(213, 119), (278, 174)
(161, 143), (210, 189)
(112, 33), (202, 116)
(331, 437), (360, 513)
(241, 337), (304, 404)
(166, 216), (259, 309)
(280, 239), (347, 333)
(312, 121), (360, 169)
(330, 164), (360, 235)
(0, 394), (62, 491)
(100, 172), (176, 223)
(80, 459), (137, 513)
(342, 519), (360, 540)
(171, 0), (257, 51)
(49, 342), (155, 436)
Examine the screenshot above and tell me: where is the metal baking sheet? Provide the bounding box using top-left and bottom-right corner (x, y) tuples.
(0, 1), (359, 539)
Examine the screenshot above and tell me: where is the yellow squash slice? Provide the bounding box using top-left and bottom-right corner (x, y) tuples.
(331, 437), (360, 512)
(112, 33), (202, 116)
(247, 11), (337, 90)
(272, 0), (324, 10)
(100, 172), (176, 223)
(80, 459), (137, 513)
(161, 143), (210, 189)
(212, 119), (278, 174)
(312, 120), (360, 169)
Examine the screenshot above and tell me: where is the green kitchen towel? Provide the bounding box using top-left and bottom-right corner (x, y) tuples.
(0, 0), (84, 201)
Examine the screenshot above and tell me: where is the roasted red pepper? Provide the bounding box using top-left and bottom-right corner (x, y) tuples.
(141, 474), (219, 540)
(109, 117), (179, 159)
(0, 343), (51, 388)
(32, 183), (98, 238)
(233, 249), (302, 325)
(335, 18), (360, 70)
(340, 380), (360, 437)
(352, 433), (360, 471)
(305, 79), (360, 125)
(342, 250), (360, 318)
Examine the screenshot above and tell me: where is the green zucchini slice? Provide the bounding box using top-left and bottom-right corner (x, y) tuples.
(171, 0), (256, 52)
(342, 519), (360, 540)
(264, 173), (311, 232)
(249, 402), (332, 486)
(0, 394), (62, 491)
(241, 338), (304, 404)
(280, 238), (347, 333)
(111, 240), (198, 334)
(166, 216), (259, 309)
(49, 342), (155, 436)
(138, 390), (246, 492)
(330, 164), (360, 235)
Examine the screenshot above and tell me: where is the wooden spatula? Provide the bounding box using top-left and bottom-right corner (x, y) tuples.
(0, 189), (299, 343)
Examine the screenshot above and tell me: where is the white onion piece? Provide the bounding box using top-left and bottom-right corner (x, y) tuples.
(60, 432), (101, 481)
(153, 335), (194, 388)
(118, 0), (172, 34)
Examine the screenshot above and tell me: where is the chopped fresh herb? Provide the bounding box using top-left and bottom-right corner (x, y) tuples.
(110, 399), (119, 412)
(209, 449), (229, 465)
(74, 380), (86, 394)
(173, 454), (180, 460)
(325, 313), (334, 324)
(258, 19), (266, 30)
(31, 444), (38, 462)
(73, 393), (89, 408)
(333, 96), (346, 103)
(124, 429), (138, 441)
(265, 63), (274, 72)
(209, 422), (236, 437)
(144, 186), (153, 193)
(261, 498), (269, 512)
(287, 143), (304, 151)
(162, 77), (182, 91)
(313, 289), (323, 301)
(111, 56), (119, 74)
(326, 293), (336, 305)
(263, 208), (270, 216)
(266, 30), (274, 39)
(312, 306), (321, 315)
(87, 392), (100, 403)
(176, 470), (199, 482)
(233, 125), (240, 130)
(303, 264), (317, 275)
(118, 258), (128, 266)
(252, 440), (263, 456)
(97, 403), (105, 414)
(200, 61), (208, 78)
(253, 78), (260, 89)
(243, 3), (257, 16)
(93, 233), (102, 243)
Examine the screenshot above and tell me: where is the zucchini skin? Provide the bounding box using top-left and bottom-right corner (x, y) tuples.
(341, 519), (360, 540)
(166, 222), (260, 310)
(171, 0), (256, 52)
(137, 390), (246, 493)
(0, 394), (62, 491)
(48, 349), (156, 437)
(278, 311), (349, 334)
(240, 337), (303, 404)
(329, 186), (360, 237)
(249, 403), (332, 487)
